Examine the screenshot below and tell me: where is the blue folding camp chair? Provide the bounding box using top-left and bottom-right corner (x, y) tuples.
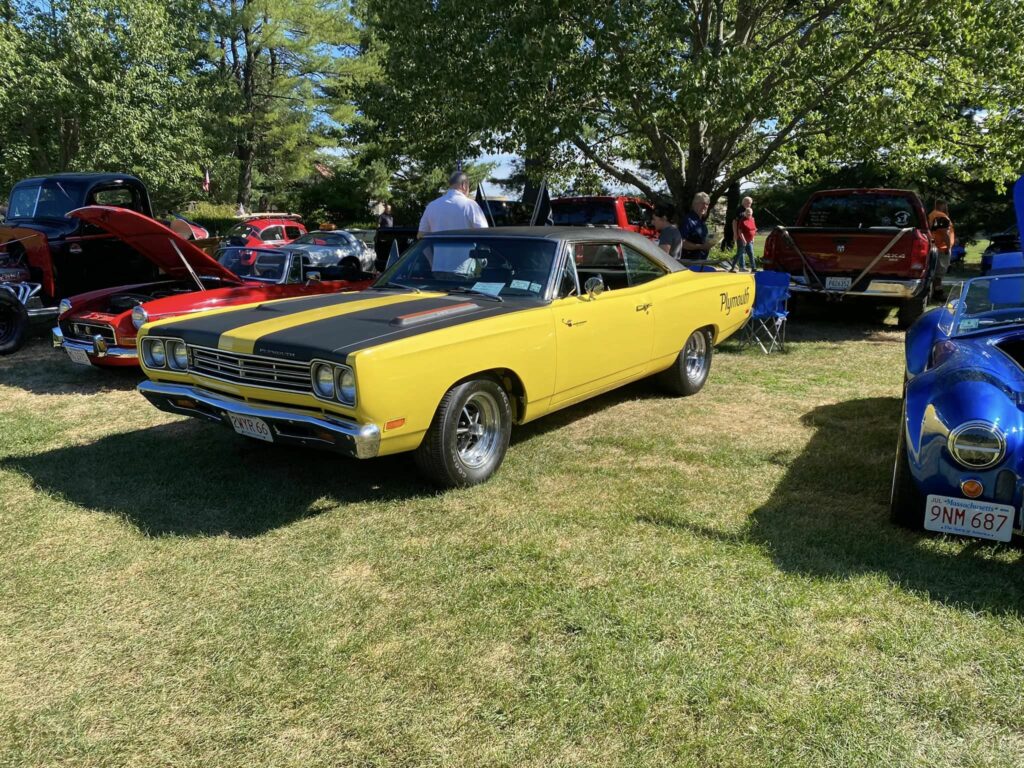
(989, 252), (1024, 275)
(745, 270), (790, 353)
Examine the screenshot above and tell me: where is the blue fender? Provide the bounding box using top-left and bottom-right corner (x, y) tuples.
(905, 307), (944, 378)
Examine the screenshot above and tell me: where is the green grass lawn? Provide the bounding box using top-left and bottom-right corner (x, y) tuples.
(2, 311), (1023, 767)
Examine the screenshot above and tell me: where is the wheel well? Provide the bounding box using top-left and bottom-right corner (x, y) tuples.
(699, 324), (719, 344)
(454, 368), (527, 422)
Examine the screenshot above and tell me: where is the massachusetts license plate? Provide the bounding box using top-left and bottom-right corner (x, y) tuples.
(825, 276), (852, 291)
(924, 495), (1015, 542)
(66, 347), (92, 366)
(228, 413), (274, 442)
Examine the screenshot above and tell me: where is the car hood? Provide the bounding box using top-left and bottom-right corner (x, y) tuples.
(69, 206), (241, 284)
(146, 290), (529, 364)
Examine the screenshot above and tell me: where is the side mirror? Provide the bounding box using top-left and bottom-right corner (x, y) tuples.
(306, 270), (321, 283)
(585, 275), (605, 299)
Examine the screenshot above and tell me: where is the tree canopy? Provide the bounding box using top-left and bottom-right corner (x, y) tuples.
(363, 0), (1024, 214)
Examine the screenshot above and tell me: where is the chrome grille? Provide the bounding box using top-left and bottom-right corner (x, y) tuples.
(189, 345), (312, 394)
(64, 321), (116, 345)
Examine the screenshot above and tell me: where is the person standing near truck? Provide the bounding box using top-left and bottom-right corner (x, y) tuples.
(653, 203), (683, 261)
(680, 192), (715, 259)
(928, 199), (955, 299)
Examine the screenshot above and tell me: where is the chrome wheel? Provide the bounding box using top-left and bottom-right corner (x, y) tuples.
(684, 331), (709, 382)
(455, 390), (502, 469)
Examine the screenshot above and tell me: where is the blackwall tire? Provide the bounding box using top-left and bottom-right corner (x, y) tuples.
(414, 378), (512, 488)
(890, 394), (924, 529)
(896, 294), (926, 330)
(659, 328), (713, 396)
(0, 291), (28, 356)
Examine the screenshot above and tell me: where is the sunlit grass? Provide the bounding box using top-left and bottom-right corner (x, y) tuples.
(1, 313), (1022, 767)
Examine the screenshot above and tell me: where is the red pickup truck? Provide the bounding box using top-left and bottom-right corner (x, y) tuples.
(761, 189), (936, 328)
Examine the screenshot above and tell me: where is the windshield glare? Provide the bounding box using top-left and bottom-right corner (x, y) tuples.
(217, 247), (288, 282)
(956, 275), (1024, 333)
(295, 232), (353, 247)
(380, 237), (558, 298)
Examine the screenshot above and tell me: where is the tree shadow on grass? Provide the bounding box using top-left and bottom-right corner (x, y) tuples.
(2, 419), (426, 538)
(0, 336), (144, 396)
(640, 397), (1024, 615)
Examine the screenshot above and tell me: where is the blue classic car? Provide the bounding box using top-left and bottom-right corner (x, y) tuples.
(891, 272), (1024, 541)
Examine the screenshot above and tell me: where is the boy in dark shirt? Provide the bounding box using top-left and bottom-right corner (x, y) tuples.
(653, 204), (682, 261)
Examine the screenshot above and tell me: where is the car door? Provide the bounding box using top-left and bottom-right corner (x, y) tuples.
(550, 241), (655, 406)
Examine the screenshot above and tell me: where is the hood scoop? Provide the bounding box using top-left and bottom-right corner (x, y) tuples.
(390, 301), (479, 328)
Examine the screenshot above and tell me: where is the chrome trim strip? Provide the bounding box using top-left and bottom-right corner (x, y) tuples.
(137, 381), (380, 459)
(947, 420), (1006, 470)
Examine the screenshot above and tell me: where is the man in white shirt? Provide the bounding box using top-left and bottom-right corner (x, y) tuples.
(417, 171), (489, 236)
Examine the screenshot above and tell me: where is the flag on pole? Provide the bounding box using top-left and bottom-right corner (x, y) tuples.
(202, 168), (210, 193)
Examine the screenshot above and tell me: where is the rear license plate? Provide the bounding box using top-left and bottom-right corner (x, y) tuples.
(825, 276), (852, 291)
(228, 413), (274, 443)
(924, 495), (1015, 542)
(66, 347), (91, 366)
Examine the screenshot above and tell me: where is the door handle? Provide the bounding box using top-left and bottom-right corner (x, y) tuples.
(635, 303), (652, 312)
(562, 319), (587, 327)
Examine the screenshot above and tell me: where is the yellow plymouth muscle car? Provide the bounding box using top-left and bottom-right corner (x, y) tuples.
(136, 227), (754, 487)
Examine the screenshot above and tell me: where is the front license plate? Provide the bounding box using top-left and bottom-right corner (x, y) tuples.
(228, 413), (274, 443)
(825, 276), (852, 291)
(66, 347), (92, 366)
(924, 495), (1015, 542)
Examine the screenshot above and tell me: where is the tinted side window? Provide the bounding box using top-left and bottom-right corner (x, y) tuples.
(261, 226), (284, 241)
(623, 245), (667, 286)
(285, 226), (303, 239)
(92, 187), (138, 209)
(624, 201), (648, 227)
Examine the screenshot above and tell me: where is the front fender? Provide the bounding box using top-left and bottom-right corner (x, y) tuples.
(904, 306), (943, 378)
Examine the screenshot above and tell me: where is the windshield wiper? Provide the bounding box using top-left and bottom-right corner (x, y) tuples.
(372, 281), (422, 293)
(446, 286), (504, 302)
(977, 316), (1024, 327)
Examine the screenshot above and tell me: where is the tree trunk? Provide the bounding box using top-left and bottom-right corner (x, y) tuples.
(722, 180), (740, 250)
(237, 137), (254, 207)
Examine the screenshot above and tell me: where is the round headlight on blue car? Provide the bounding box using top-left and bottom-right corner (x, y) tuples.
(337, 367), (356, 405)
(312, 363), (336, 399)
(948, 421), (1006, 469)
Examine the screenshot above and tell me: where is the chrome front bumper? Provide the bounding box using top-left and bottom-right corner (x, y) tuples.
(137, 380), (381, 459)
(788, 277), (924, 300)
(51, 326), (137, 359)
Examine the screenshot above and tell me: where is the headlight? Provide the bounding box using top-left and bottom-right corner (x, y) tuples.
(312, 363), (335, 399)
(143, 338), (166, 368)
(58, 299), (72, 316)
(336, 366), (356, 405)
(167, 340), (188, 370)
(131, 305), (149, 329)
(948, 421), (1006, 469)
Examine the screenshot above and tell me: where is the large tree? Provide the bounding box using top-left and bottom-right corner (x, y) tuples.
(362, 0), (1024, 214)
(0, 0), (209, 207)
(198, 0), (373, 207)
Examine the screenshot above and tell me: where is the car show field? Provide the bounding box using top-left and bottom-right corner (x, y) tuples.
(2, 308), (1022, 767)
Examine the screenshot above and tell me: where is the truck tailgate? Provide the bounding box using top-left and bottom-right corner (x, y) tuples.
(771, 227), (919, 277)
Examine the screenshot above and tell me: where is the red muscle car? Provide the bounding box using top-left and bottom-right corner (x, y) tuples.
(52, 207), (372, 368)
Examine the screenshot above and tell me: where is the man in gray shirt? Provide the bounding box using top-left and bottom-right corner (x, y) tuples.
(653, 204), (682, 261)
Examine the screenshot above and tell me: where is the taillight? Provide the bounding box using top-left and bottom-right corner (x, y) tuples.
(909, 231), (929, 272)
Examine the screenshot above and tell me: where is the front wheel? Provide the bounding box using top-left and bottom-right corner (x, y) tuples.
(659, 328), (713, 396)
(414, 378), (512, 488)
(890, 395), (924, 529)
(0, 290), (28, 356)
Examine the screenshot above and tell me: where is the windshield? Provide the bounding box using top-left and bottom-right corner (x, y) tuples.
(805, 194), (921, 229)
(378, 236), (558, 298)
(294, 232), (355, 247)
(551, 200), (617, 227)
(7, 180), (86, 219)
(954, 275), (1024, 334)
(226, 223), (257, 241)
(217, 247), (291, 283)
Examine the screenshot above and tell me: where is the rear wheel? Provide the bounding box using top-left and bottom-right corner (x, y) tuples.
(659, 328), (713, 396)
(896, 293), (927, 330)
(890, 394), (924, 529)
(0, 290), (28, 356)
(414, 378), (512, 488)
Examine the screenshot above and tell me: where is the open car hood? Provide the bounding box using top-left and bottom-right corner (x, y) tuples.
(69, 206), (241, 284)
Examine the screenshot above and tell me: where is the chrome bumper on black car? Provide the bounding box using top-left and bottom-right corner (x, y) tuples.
(137, 381), (380, 459)
(51, 326), (138, 359)
(787, 276), (924, 299)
